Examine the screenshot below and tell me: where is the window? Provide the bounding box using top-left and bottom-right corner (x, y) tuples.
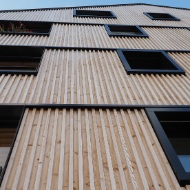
(105, 25), (148, 37)
(0, 20), (52, 36)
(0, 105), (24, 184)
(144, 12), (180, 21)
(146, 107), (190, 186)
(0, 46), (44, 75)
(117, 50), (185, 75)
(73, 9), (116, 18)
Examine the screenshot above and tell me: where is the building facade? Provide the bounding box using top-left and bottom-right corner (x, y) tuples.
(0, 3), (190, 189)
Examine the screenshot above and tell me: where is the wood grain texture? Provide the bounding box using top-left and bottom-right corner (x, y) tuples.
(1, 108), (185, 190)
(0, 5), (190, 26)
(0, 4), (189, 190)
(0, 50), (189, 105)
(0, 25), (190, 49)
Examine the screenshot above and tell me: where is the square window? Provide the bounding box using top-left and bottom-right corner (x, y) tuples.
(146, 107), (190, 186)
(0, 46), (44, 75)
(144, 12), (180, 21)
(0, 20), (52, 36)
(105, 24), (148, 37)
(73, 9), (116, 18)
(117, 50), (185, 75)
(0, 105), (24, 184)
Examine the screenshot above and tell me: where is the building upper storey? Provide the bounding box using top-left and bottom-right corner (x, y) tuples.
(0, 4), (190, 27)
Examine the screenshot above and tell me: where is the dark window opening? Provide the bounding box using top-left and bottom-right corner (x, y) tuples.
(144, 12), (180, 21)
(0, 46), (44, 75)
(117, 50), (185, 75)
(0, 105), (24, 184)
(105, 25), (148, 37)
(146, 108), (190, 186)
(73, 9), (116, 18)
(156, 111), (190, 173)
(0, 20), (52, 36)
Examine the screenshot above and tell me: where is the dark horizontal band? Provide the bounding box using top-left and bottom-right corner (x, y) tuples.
(0, 19), (189, 28)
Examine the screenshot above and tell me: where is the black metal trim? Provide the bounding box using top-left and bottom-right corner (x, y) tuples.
(1, 103), (190, 109)
(0, 20), (189, 28)
(73, 9), (117, 19)
(0, 32), (49, 36)
(145, 107), (190, 186)
(144, 12), (180, 21)
(104, 24), (149, 37)
(0, 105), (25, 186)
(25, 104), (190, 109)
(117, 49), (186, 75)
(0, 45), (190, 53)
(0, 3), (189, 12)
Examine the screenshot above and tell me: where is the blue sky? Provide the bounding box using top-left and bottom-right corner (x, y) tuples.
(0, 0), (190, 10)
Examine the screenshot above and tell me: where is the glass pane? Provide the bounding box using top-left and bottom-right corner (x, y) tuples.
(0, 147), (10, 168)
(178, 155), (190, 172)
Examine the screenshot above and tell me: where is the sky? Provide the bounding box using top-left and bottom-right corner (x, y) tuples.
(0, 0), (190, 10)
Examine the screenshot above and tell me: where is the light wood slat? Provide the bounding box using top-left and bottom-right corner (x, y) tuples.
(12, 109), (36, 190)
(134, 110), (171, 189)
(1, 108), (185, 189)
(0, 5), (190, 26)
(112, 109), (137, 189)
(127, 109), (161, 190)
(99, 109), (117, 189)
(69, 109), (74, 190)
(1, 25), (190, 50)
(33, 109), (50, 189)
(140, 109), (181, 190)
(0, 50), (189, 105)
(46, 109), (58, 190)
(91, 109), (106, 189)
(77, 109), (84, 190)
(22, 109), (43, 189)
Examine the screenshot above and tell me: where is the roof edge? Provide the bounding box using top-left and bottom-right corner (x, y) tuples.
(0, 3), (190, 13)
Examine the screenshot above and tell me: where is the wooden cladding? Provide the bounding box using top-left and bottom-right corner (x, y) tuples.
(0, 5), (190, 26)
(0, 25), (190, 50)
(1, 108), (185, 189)
(0, 4), (189, 189)
(0, 49), (189, 104)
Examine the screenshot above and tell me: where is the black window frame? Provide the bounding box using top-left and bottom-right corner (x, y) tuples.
(0, 20), (52, 36)
(0, 46), (45, 75)
(145, 107), (190, 186)
(104, 24), (148, 37)
(117, 49), (185, 75)
(143, 12), (180, 21)
(0, 105), (25, 185)
(73, 9), (117, 19)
